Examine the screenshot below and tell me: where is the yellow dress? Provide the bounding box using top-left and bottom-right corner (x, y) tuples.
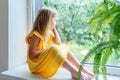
(25, 30), (69, 78)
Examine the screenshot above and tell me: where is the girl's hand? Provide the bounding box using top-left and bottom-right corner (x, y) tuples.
(50, 18), (56, 30)
(50, 25), (55, 30)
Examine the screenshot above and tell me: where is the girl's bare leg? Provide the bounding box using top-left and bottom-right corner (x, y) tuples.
(67, 51), (94, 79)
(62, 59), (78, 79)
(67, 51), (80, 69)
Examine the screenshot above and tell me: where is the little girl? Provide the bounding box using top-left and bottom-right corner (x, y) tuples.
(25, 7), (94, 80)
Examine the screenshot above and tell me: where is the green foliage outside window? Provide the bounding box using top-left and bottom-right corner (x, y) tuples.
(42, 0), (102, 61)
(42, 0), (120, 80)
(81, 0), (120, 80)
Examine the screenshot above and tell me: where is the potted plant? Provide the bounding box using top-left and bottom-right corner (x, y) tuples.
(78, 0), (120, 80)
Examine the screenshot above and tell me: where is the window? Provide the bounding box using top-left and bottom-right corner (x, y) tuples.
(29, 0), (120, 75)
(27, 0), (43, 33)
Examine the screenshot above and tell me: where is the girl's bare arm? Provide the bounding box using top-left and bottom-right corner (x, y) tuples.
(28, 35), (44, 59)
(52, 28), (61, 45)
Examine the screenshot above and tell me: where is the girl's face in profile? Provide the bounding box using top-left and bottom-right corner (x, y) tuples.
(49, 17), (56, 30)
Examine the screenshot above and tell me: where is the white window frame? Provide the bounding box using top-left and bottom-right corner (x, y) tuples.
(27, 0), (43, 33)
(27, 0), (35, 33)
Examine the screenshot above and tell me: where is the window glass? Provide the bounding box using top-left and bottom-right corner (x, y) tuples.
(32, 0), (120, 67)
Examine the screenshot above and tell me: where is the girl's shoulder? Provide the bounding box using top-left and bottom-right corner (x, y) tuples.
(26, 31), (43, 42)
(33, 30), (43, 39)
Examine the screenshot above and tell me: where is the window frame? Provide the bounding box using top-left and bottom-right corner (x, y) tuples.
(27, 0), (43, 33)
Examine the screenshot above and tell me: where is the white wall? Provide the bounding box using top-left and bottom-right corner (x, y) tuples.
(8, 0), (27, 69)
(0, 0), (28, 72)
(0, 0), (8, 72)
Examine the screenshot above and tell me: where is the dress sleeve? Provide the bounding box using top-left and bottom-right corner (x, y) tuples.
(25, 31), (43, 46)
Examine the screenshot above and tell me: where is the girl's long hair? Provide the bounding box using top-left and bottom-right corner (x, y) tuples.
(31, 7), (57, 38)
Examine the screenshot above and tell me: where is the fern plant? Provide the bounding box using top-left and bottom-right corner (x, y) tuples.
(78, 0), (120, 80)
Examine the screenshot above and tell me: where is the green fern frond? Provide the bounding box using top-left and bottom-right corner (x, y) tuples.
(101, 48), (112, 80)
(94, 53), (102, 75)
(80, 1), (120, 80)
(82, 41), (120, 80)
(82, 41), (113, 62)
(89, 1), (120, 35)
(101, 47), (112, 65)
(101, 66), (107, 80)
(77, 65), (83, 80)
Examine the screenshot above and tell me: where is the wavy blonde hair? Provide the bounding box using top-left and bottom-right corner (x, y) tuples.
(32, 7), (57, 37)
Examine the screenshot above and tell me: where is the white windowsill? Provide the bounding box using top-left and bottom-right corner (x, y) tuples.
(1, 63), (72, 80)
(1, 63), (120, 80)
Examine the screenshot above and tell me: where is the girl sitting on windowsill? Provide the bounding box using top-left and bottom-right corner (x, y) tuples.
(25, 7), (94, 80)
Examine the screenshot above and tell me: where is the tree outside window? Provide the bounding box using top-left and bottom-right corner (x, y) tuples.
(31, 0), (120, 67)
